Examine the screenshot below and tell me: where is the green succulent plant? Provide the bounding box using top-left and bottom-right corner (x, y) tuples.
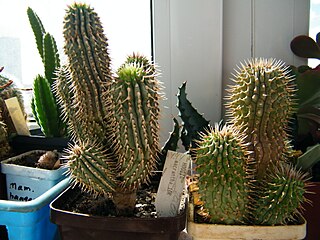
(225, 58), (296, 180)
(188, 58), (310, 226)
(290, 32), (320, 181)
(54, 3), (163, 216)
(195, 124), (252, 225)
(177, 81), (210, 153)
(27, 7), (66, 137)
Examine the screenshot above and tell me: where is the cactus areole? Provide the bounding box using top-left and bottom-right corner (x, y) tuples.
(225, 58), (296, 180)
(192, 58), (310, 226)
(55, 3), (162, 216)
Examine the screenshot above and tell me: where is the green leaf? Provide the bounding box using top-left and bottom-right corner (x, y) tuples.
(177, 82), (210, 151)
(43, 33), (60, 85)
(33, 75), (60, 137)
(27, 7), (46, 59)
(297, 144), (320, 171)
(295, 68), (320, 108)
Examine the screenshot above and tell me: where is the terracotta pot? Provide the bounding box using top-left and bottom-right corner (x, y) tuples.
(50, 185), (187, 240)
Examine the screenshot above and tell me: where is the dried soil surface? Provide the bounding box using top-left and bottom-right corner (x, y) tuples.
(60, 185), (159, 218)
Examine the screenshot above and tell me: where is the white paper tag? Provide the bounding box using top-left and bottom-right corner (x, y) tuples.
(5, 97), (30, 136)
(155, 150), (190, 217)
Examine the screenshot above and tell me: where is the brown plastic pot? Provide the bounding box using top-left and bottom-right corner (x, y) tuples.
(50, 185), (186, 240)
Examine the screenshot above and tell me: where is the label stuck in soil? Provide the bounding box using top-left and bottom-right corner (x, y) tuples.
(155, 150), (190, 217)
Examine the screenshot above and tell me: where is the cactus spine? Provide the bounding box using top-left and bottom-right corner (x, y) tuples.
(55, 3), (161, 215)
(195, 124), (252, 224)
(27, 7), (65, 137)
(193, 58), (309, 226)
(225, 59), (296, 180)
(114, 54), (161, 191)
(252, 162), (310, 225)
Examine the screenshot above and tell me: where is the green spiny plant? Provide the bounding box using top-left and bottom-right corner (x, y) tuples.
(226, 58), (309, 225)
(190, 58), (310, 226)
(54, 3), (163, 216)
(0, 67), (25, 136)
(27, 7), (66, 137)
(225, 58), (296, 180)
(195, 123), (252, 224)
(252, 162), (310, 225)
(177, 81), (210, 152)
(157, 117), (180, 172)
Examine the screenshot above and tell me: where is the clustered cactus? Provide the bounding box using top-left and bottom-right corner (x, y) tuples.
(54, 3), (162, 215)
(27, 7), (66, 137)
(190, 58), (310, 226)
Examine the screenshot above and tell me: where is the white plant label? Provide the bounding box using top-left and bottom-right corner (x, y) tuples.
(5, 97), (30, 136)
(155, 150), (190, 217)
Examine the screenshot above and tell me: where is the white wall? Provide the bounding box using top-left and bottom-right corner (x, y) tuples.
(153, 0), (223, 144)
(153, 0), (310, 145)
(223, 0), (310, 102)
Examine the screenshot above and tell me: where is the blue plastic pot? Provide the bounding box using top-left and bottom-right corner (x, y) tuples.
(0, 178), (69, 240)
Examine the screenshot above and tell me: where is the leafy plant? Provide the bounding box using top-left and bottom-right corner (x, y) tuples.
(290, 32), (320, 181)
(27, 7), (66, 137)
(177, 82), (210, 152)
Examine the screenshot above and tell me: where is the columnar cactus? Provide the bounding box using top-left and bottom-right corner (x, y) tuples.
(192, 58), (309, 226)
(113, 54), (161, 191)
(252, 162), (310, 225)
(55, 3), (162, 215)
(195, 124), (252, 224)
(28, 7), (66, 137)
(225, 58), (296, 179)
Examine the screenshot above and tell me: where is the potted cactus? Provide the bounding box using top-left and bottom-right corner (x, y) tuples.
(27, 7), (67, 138)
(49, 3), (186, 240)
(183, 59), (310, 240)
(3, 7), (71, 156)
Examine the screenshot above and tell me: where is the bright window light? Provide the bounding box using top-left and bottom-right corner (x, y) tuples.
(0, 0), (152, 88)
(309, 0), (320, 67)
